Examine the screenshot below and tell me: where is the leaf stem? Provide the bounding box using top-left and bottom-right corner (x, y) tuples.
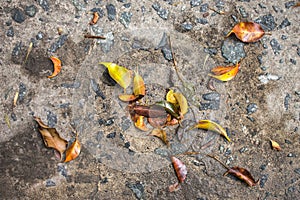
(206, 154), (230, 170)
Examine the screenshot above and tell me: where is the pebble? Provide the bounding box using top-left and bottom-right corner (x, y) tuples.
(46, 179), (56, 187)
(239, 147), (248, 153)
(190, 0), (202, 8)
(6, 20), (12, 26)
(121, 117), (131, 131)
(181, 22), (193, 31)
(270, 39), (282, 55)
(25, 5), (37, 17)
(260, 164), (267, 171)
(90, 8), (105, 18)
(285, 1), (295, 9)
(47, 111), (57, 127)
(294, 168), (300, 175)
(199, 101), (220, 110)
(196, 18), (208, 24)
(18, 83), (27, 102)
(123, 3), (131, 8)
(258, 73), (280, 84)
(119, 12), (132, 28)
(6, 27), (14, 37)
(238, 6), (248, 18)
(156, 32), (173, 61)
(105, 118), (114, 126)
(290, 59), (296, 65)
(12, 8), (26, 23)
(281, 35), (288, 40)
(200, 3), (208, 12)
(284, 93), (291, 111)
(278, 18), (291, 29)
(221, 39), (246, 64)
(90, 79), (106, 100)
(204, 47), (217, 55)
(61, 82), (81, 89)
(11, 112), (17, 121)
(12, 42), (22, 60)
(202, 92), (220, 101)
(49, 34), (68, 53)
(285, 139), (292, 144)
(246, 103), (258, 114)
(124, 141), (130, 148)
(126, 182), (145, 200)
(117, 0), (126, 2)
(57, 165), (68, 177)
(215, 0), (225, 9)
(255, 14), (276, 31)
(106, 4), (116, 21)
(100, 177), (108, 184)
(297, 47), (300, 57)
(260, 174), (268, 188)
(152, 3), (169, 20)
(37, 0), (50, 11)
(106, 132), (116, 138)
(272, 5), (280, 12)
(287, 153), (295, 157)
(231, 15), (239, 23)
(36, 31), (44, 40)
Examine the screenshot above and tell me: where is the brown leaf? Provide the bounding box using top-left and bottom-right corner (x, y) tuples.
(48, 56), (62, 78)
(171, 156), (187, 183)
(169, 182), (181, 192)
(134, 115), (149, 131)
(148, 117), (167, 128)
(149, 128), (169, 146)
(133, 104), (167, 118)
(64, 138), (81, 162)
(224, 166), (258, 186)
(173, 92), (188, 115)
(270, 139), (281, 151)
(34, 116), (67, 160)
(226, 22), (265, 43)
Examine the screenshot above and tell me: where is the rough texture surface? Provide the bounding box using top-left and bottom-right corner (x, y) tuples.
(0, 0), (299, 199)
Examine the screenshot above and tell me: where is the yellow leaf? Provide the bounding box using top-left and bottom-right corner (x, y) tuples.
(192, 120), (231, 142)
(166, 89), (177, 104)
(134, 115), (148, 131)
(133, 70), (145, 97)
(149, 128), (169, 146)
(119, 94), (138, 102)
(100, 62), (132, 89)
(270, 139), (281, 151)
(209, 63), (240, 82)
(64, 138), (81, 162)
(173, 92), (188, 115)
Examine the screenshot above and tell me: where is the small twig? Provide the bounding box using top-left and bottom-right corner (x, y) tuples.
(206, 154), (230, 170)
(208, 7), (226, 15)
(84, 34), (106, 39)
(23, 42), (33, 65)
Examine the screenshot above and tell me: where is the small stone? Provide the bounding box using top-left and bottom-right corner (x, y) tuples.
(196, 18), (208, 24)
(202, 92), (220, 101)
(6, 27), (14, 37)
(272, 5), (280, 12)
(258, 73), (280, 84)
(46, 179), (56, 187)
(123, 3), (131, 8)
(247, 103), (258, 114)
(119, 12), (132, 28)
(152, 3), (169, 20)
(290, 59), (296, 65)
(238, 6), (248, 18)
(18, 83), (27, 102)
(224, 148), (231, 156)
(270, 39), (282, 55)
(281, 35), (288, 40)
(294, 168), (300, 175)
(297, 47), (300, 57)
(260, 164), (267, 171)
(47, 111), (57, 128)
(117, 0), (126, 2)
(260, 65), (267, 71)
(124, 142), (130, 148)
(6, 20), (12, 26)
(199, 101), (220, 110)
(260, 174), (268, 188)
(90, 8), (105, 18)
(105, 118), (114, 126)
(284, 93), (291, 111)
(278, 18), (291, 29)
(25, 5), (37, 17)
(231, 15), (239, 23)
(12, 8), (26, 23)
(182, 22), (193, 31)
(285, 139), (292, 144)
(287, 153), (295, 157)
(126, 182), (145, 200)
(215, 0), (225, 8)
(221, 39), (246, 64)
(255, 14), (276, 31)
(11, 112), (17, 121)
(36, 31), (44, 40)
(285, 1), (295, 9)
(204, 47), (217, 55)
(106, 132), (116, 138)
(61, 82), (81, 89)
(100, 177), (108, 184)
(49, 34), (68, 53)
(90, 79), (106, 100)
(199, 3), (208, 12)
(190, 0), (202, 8)
(57, 165), (68, 177)
(239, 147), (248, 153)
(37, 0), (50, 11)
(106, 4), (116, 21)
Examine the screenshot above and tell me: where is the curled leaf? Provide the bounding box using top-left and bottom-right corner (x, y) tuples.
(148, 117), (167, 128)
(90, 12), (99, 25)
(226, 22), (265, 43)
(173, 92), (188, 115)
(171, 156), (187, 183)
(209, 63), (240, 82)
(156, 101), (180, 119)
(224, 166), (258, 186)
(192, 120), (231, 142)
(48, 56), (62, 78)
(133, 70), (146, 97)
(134, 115), (149, 131)
(64, 138), (81, 162)
(34, 116), (67, 160)
(270, 139), (281, 151)
(100, 62), (132, 89)
(119, 94), (139, 102)
(149, 128), (169, 146)
(166, 89), (177, 104)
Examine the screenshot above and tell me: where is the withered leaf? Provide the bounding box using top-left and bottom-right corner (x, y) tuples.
(64, 138), (81, 162)
(48, 56), (62, 78)
(224, 166), (258, 187)
(171, 156), (187, 183)
(209, 63), (240, 82)
(133, 70), (145, 97)
(156, 101), (180, 119)
(149, 128), (169, 146)
(192, 120), (231, 142)
(13, 91), (19, 107)
(100, 62), (132, 90)
(134, 115), (149, 131)
(148, 117), (167, 128)
(166, 89), (177, 104)
(270, 139), (281, 151)
(226, 22), (265, 43)
(34, 116), (67, 160)
(119, 94), (139, 102)
(173, 92), (188, 115)
(134, 104), (167, 118)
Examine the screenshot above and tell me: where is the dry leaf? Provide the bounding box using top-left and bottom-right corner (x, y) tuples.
(226, 22), (265, 43)
(166, 89), (177, 104)
(209, 63), (240, 82)
(171, 156), (187, 183)
(156, 101), (180, 119)
(13, 91), (19, 107)
(64, 138), (81, 162)
(134, 115), (149, 131)
(148, 117), (167, 128)
(90, 12), (99, 25)
(133, 70), (145, 97)
(293, 2), (300, 8)
(192, 120), (231, 142)
(48, 56), (62, 78)
(270, 139), (281, 151)
(149, 128), (169, 146)
(224, 166), (258, 186)
(119, 94), (139, 102)
(34, 116), (67, 160)
(173, 92), (188, 115)
(133, 104), (167, 118)
(100, 62), (132, 90)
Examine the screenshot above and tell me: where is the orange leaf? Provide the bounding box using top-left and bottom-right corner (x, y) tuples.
(226, 22), (265, 43)
(149, 128), (169, 146)
(133, 70), (145, 97)
(270, 139), (281, 151)
(224, 166), (258, 186)
(34, 116), (67, 160)
(134, 115), (148, 131)
(171, 156), (187, 183)
(209, 62), (240, 82)
(119, 94), (139, 102)
(64, 138), (81, 162)
(48, 56), (62, 78)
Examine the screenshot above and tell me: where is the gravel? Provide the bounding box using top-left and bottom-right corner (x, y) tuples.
(36, 31), (44, 40)
(126, 182), (145, 200)
(278, 18), (291, 29)
(238, 6), (248, 18)
(106, 4), (116, 21)
(106, 132), (116, 138)
(260, 174), (268, 188)
(221, 39), (246, 64)
(199, 101), (220, 110)
(18, 83), (27, 103)
(181, 22), (193, 31)
(90, 79), (106, 100)
(25, 5), (37, 17)
(255, 14), (276, 31)
(12, 8), (26, 23)
(49, 34), (68, 53)
(190, 0), (202, 7)
(246, 103), (258, 114)
(156, 32), (173, 61)
(202, 92), (220, 101)
(200, 3), (208, 12)
(45, 179), (56, 187)
(47, 110), (57, 128)
(270, 39), (282, 55)
(152, 3), (169, 20)
(284, 93), (291, 111)
(6, 27), (14, 37)
(196, 18), (208, 25)
(37, 0), (50, 11)
(285, 1), (296, 9)
(119, 12), (132, 28)
(290, 58), (296, 65)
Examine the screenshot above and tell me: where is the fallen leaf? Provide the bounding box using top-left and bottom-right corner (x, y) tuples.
(64, 138), (81, 162)
(166, 89), (177, 104)
(173, 92), (188, 115)
(149, 128), (169, 146)
(13, 91), (19, 107)
(148, 117), (167, 128)
(48, 56), (62, 78)
(134, 115), (149, 131)
(192, 120), (231, 142)
(133, 70), (146, 97)
(171, 156), (187, 183)
(209, 62), (240, 82)
(119, 94), (139, 102)
(100, 62), (132, 90)
(34, 116), (67, 160)
(270, 139), (281, 151)
(293, 2), (300, 8)
(224, 166), (258, 186)
(133, 104), (167, 118)
(90, 12), (99, 25)
(23, 42), (33, 65)
(226, 22), (265, 43)
(156, 101), (180, 119)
